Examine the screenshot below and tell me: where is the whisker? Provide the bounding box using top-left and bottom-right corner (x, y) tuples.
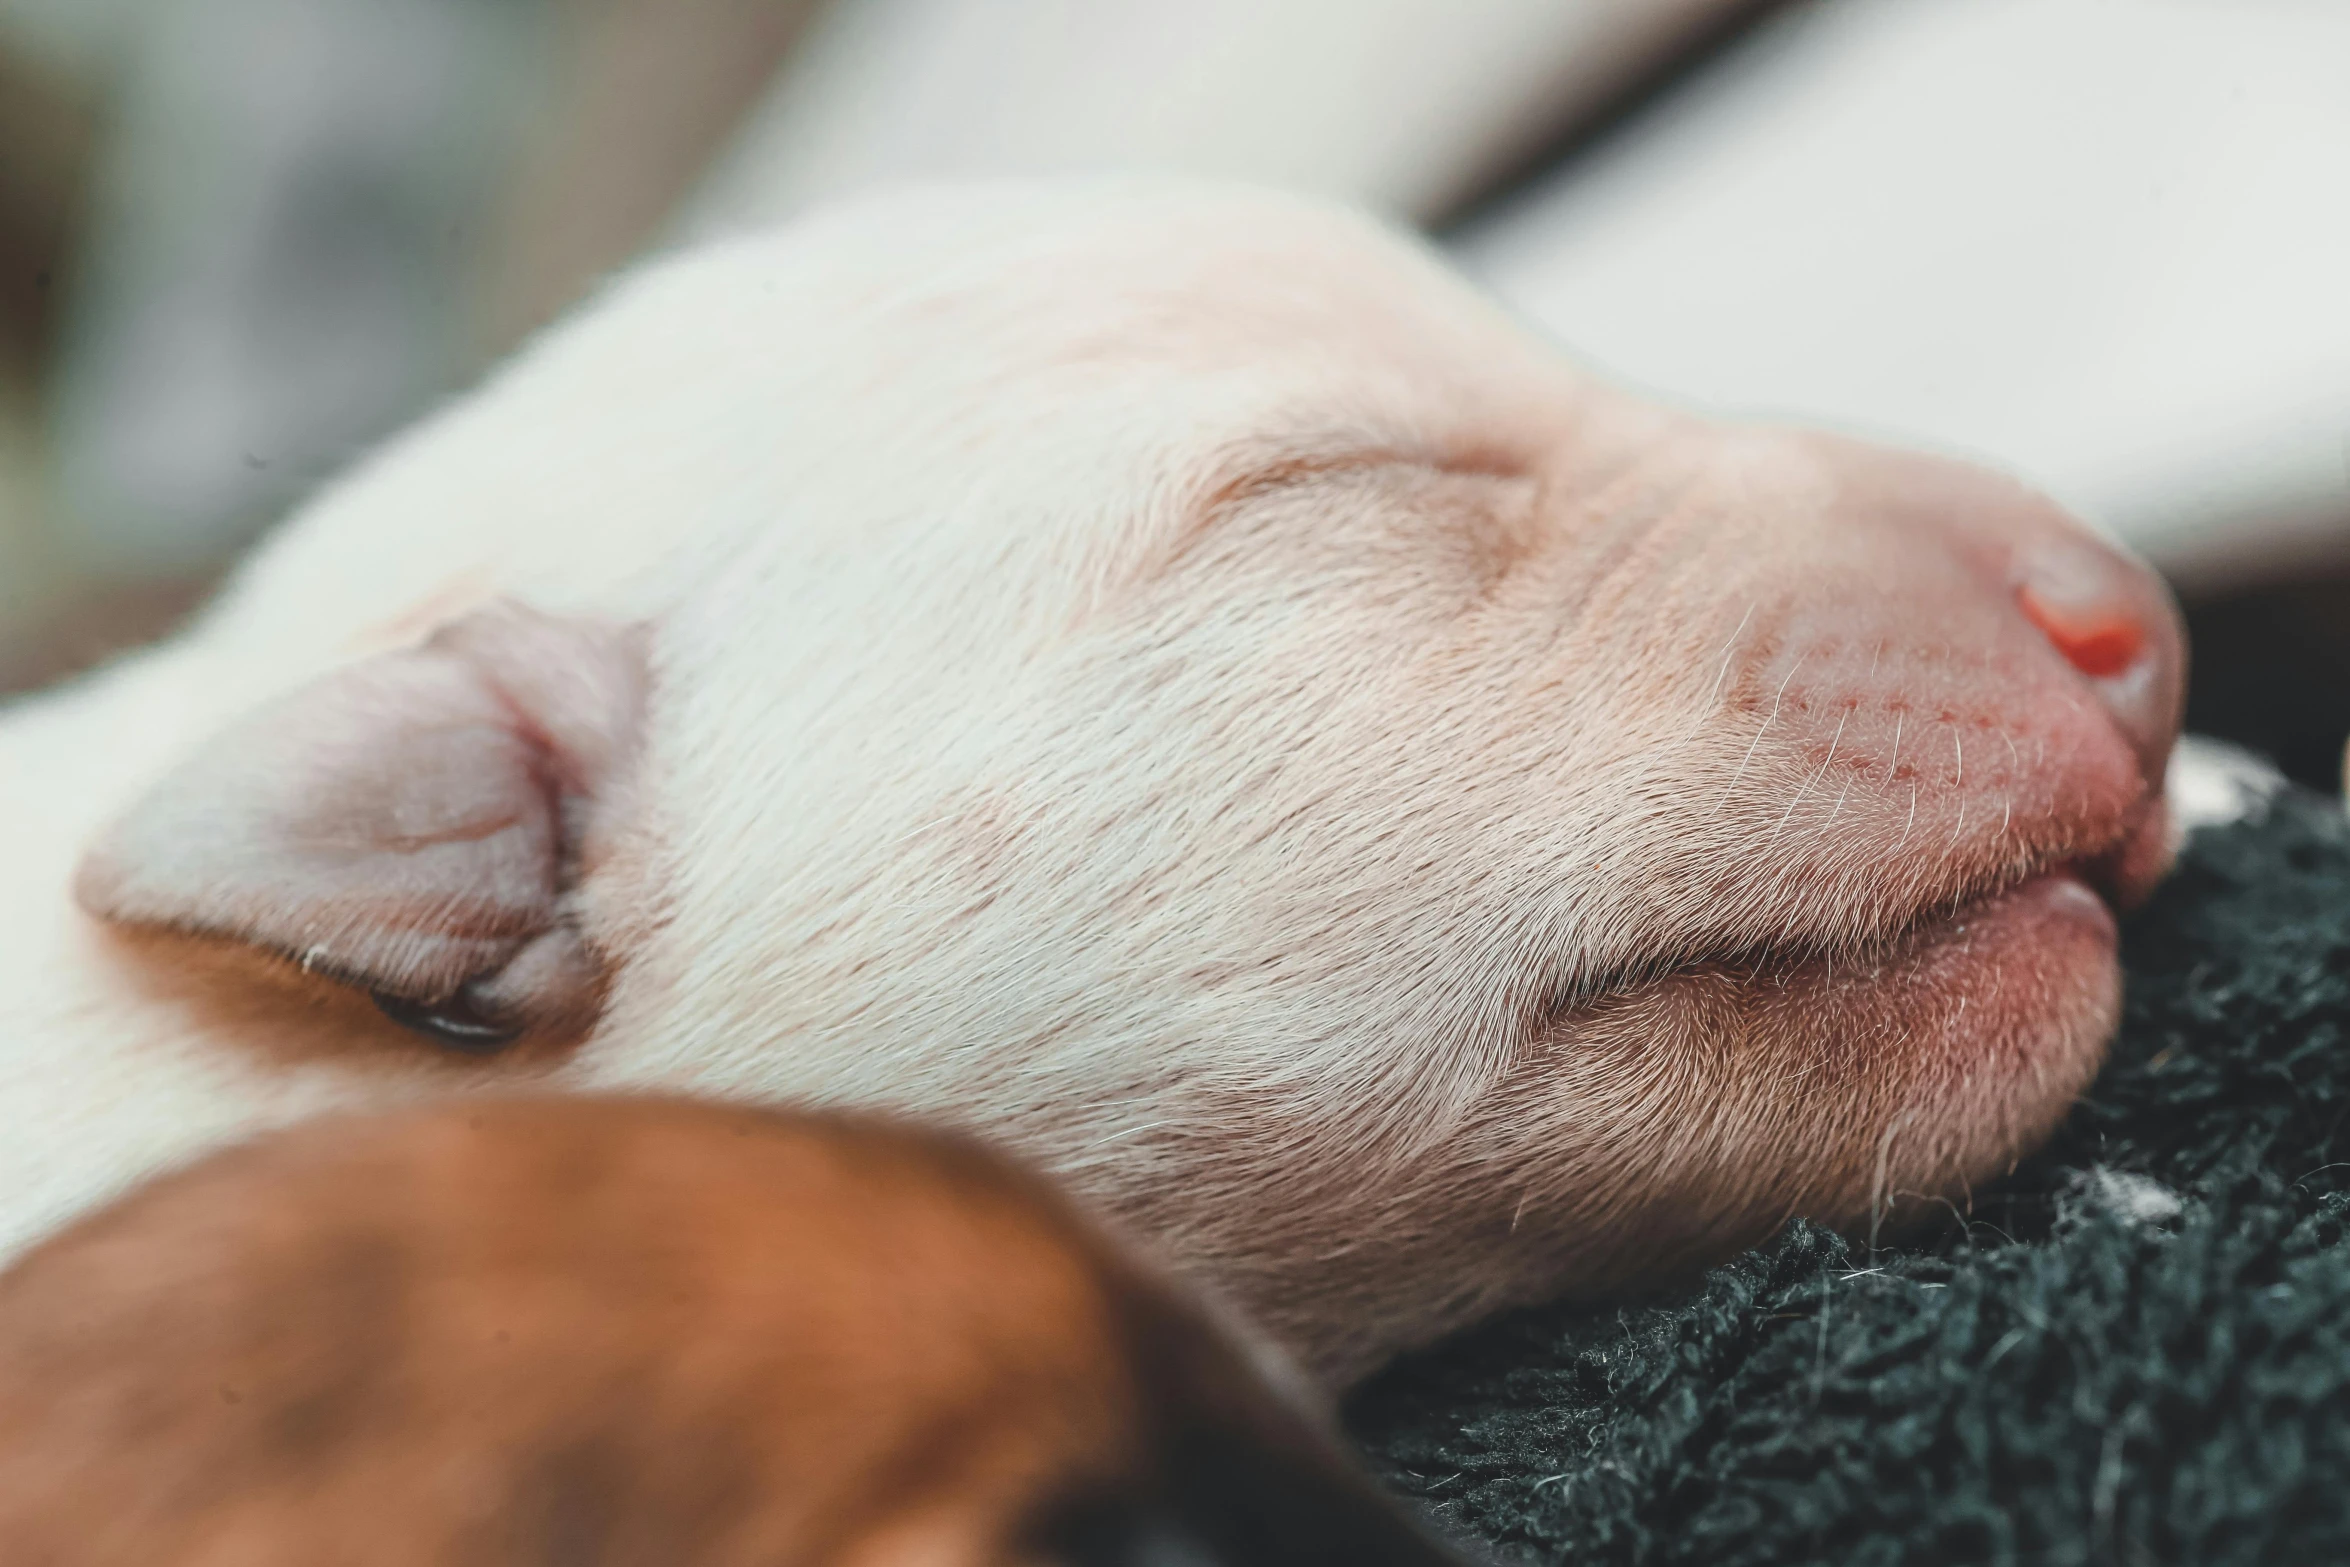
(1948, 732), (1967, 847)
(1824, 777), (1854, 834)
(1773, 707), (1850, 846)
(1714, 649), (1806, 817)
(1690, 601), (1758, 742)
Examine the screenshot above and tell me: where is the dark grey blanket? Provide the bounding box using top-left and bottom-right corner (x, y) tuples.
(1348, 789), (2350, 1566)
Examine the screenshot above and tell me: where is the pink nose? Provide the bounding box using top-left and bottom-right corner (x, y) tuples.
(1820, 440), (2188, 798)
(2010, 534), (2185, 792)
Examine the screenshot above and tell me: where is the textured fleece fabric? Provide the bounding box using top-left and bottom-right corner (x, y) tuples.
(1348, 789), (2350, 1566)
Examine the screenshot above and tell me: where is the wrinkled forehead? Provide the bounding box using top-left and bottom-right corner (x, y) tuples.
(691, 188), (1576, 538)
(188, 184), (1578, 690)
(652, 187), (1579, 604)
(770, 182), (1557, 396)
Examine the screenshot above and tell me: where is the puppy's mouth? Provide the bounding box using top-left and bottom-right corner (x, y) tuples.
(2076, 776), (2179, 906)
(1564, 786), (2169, 1018)
(1828, 787), (2165, 971)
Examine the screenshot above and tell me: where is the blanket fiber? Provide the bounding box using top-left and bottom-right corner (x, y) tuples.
(1348, 788), (2350, 1566)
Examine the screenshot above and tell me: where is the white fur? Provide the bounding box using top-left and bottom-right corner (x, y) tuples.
(0, 181), (2176, 1383)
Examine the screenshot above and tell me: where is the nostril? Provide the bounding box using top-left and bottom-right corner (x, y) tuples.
(2015, 548), (2153, 680)
(2008, 535), (2186, 795)
(2016, 582), (2146, 679)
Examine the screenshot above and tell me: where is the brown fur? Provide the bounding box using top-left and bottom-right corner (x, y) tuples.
(0, 1096), (1456, 1565)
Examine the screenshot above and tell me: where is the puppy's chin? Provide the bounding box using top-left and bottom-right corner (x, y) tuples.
(1525, 861), (2122, 1289)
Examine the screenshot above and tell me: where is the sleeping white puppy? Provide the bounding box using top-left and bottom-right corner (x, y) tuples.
(0, 182), (2182, 1385)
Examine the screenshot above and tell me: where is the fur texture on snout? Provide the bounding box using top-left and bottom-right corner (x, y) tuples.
(2, 180), (2183, 1382)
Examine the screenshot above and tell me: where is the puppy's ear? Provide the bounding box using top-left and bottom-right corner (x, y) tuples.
(75, 603), (645, 1051)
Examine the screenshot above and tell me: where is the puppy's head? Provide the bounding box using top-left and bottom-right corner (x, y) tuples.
(0, 1094), (1459, 1565)
(39, 182), (2182, 1380)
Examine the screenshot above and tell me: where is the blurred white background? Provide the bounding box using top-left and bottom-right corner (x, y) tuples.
(1, 0), (2344, 780)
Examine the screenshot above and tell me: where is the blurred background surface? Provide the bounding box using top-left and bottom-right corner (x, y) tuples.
(1, 0), (2344, 783)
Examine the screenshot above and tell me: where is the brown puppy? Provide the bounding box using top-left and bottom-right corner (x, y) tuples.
(0, 1096), (1458, 1566)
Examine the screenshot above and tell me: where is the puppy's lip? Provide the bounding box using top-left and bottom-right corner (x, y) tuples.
(1687, 790), (2158, 991)
(2079, 793), (2174, 913)
(1613, 855), (2121, 1008)
(1859, 790), (2156, 968)
(1950, 864), (2117, 950)
(1545, 779), (2164, 1027)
